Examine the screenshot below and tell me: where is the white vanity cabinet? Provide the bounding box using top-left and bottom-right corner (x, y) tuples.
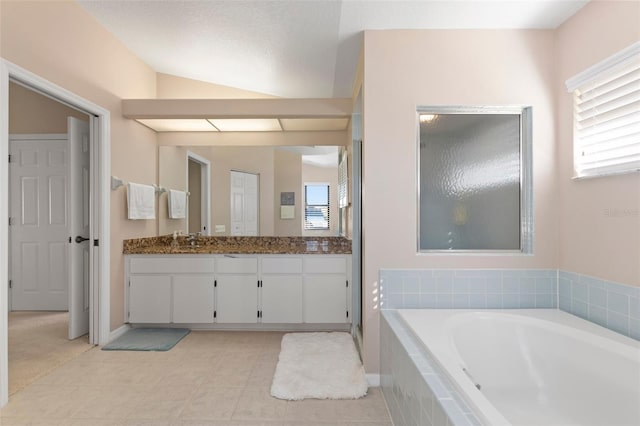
(215, 257), (259, 323)
(303, 256), (350, 323)
(126, 255), (215, 324)
(128, 275), (171, 323)
(260, 257), (303, 323)
(125, 253), (351, 327)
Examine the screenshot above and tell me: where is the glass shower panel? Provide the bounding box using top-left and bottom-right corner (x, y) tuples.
(419, 113), (521, 251)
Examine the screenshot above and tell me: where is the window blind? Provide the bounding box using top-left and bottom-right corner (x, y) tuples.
(304, 184), (329, 230)
(566, 42), (640, 178)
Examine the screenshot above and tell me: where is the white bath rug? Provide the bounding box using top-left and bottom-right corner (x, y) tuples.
(270, 332), (368, 400)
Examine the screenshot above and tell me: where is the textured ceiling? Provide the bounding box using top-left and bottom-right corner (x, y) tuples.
(77, 0), (590, 98)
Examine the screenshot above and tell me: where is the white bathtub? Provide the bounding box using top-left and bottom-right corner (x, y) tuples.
(398, 309), (640, 426)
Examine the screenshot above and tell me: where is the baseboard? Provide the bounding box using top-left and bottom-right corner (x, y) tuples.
(108, 324), (130, 344)
(366, 374), (380, 387)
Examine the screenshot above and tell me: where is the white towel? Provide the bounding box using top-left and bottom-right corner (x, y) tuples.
(168, 189), (187, 219)
(127, 183), (156, 220)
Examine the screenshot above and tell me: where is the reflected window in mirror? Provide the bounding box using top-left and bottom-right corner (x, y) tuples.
(417, 106), (533, 253)
(304, 183), (330, 230)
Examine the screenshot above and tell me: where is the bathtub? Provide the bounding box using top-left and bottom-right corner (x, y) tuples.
(397, 309), (640, 426)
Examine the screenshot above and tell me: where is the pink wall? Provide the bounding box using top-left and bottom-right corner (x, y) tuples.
(1, 1), (158, 330)
(362, 29), (558, 373)
(555, 0), (640, 287)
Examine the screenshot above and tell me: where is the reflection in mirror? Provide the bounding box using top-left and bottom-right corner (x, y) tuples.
(158, 145), (341, 237)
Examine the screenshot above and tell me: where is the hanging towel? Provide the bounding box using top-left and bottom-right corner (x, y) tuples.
(127, 183), (156, 220)
(168, 189), (187, 219)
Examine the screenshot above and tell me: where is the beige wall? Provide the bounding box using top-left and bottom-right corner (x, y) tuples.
(1, 1), (158, 331)
(302, 163), (339, 237)
(9, 82), (89, 133)
(555, 0), (640, 287)
(157, 73), (276, 99)
(274, 150), (303, 236)
(361, 29), (558, 373)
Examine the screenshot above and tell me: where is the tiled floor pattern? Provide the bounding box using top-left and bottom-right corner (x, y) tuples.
(8, 312), (92, 395)
(1, 330), (392, 425)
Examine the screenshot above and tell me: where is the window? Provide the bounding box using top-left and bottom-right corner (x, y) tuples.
(417, 106), (533, 253)
(566, 41), (640, 178)
(304, 184), (330, 230)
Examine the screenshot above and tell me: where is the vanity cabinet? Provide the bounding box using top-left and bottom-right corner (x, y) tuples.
(261, 257), (303, 323)
(128, 275), (171, 323)
(303, 257), (349, 323)
(173, 275), (215, 323)
(216, 257), (259, 323)
(126, 255), (215, 324)
(124, 254), (350, 327)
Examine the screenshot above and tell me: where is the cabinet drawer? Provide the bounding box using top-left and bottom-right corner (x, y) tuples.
(304, 257), (347, 274)
(261, 257), (303, 274)
(217, 257), (258, 274)
(129, 256), (214, 274)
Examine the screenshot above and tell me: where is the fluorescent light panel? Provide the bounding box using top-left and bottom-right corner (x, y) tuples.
(280, 118), (349, 131)
(136, 119), (217, 132)
(208, 118), (282, 132)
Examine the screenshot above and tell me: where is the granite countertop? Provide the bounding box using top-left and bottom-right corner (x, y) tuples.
(123, 235), (352, 255)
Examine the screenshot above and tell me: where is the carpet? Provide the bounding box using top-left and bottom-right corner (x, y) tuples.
(270, 332), (368, 400)
(102, 328), (190, 351)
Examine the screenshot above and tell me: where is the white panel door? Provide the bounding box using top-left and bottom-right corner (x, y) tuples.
(9, 136), (69, 311)
(261, 275), (303, 323)
(230, 171), (258, 236)
(68, 117), (91, 339)
(216, 275), (258, 323)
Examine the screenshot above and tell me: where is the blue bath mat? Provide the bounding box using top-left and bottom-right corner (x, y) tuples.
(102, 328), (190, 351)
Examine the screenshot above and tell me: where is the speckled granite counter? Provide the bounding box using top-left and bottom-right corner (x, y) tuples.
(123, 235), (352, 255)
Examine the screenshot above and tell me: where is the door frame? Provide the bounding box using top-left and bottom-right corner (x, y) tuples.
(0, 59), (111, 406)
(186, 151), (211, 235)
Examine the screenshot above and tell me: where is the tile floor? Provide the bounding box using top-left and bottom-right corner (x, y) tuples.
(0, 330), (393, 425)
(7, 312), (93, 395)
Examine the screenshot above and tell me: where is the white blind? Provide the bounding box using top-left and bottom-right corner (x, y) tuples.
(567, 42), (640, 178)
(338, 151), (348, 208)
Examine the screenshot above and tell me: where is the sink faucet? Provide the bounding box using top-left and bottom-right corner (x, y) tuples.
(186, 233), (198, 246)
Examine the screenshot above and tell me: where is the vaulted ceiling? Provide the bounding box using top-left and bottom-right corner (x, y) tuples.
(78, 0), (589, 98)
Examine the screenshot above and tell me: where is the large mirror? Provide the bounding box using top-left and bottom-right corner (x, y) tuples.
(158, 145), (344, 237)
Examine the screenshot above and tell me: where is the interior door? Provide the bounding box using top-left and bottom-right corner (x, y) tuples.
(230, 170), (258, 236)
(68, 117), (90, 339)
(9, 135), (69, 311)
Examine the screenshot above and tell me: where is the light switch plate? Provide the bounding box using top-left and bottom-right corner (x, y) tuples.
(215, 225), (226, 233)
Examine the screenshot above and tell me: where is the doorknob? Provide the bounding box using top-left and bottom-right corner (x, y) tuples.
(75, 236), (90, 243)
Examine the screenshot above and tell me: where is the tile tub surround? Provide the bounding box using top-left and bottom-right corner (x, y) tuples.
(380, 310), (481, 426)
(379, 269), (558, 310)
(123, 235), (352, 255)
(559, 270), (640, 340)
(379, 268), (639, 340)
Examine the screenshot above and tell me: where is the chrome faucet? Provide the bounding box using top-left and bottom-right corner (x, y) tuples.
(186, 233), (198, 246)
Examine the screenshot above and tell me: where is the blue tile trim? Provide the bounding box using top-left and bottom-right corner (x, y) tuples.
(380, 310), (481, 426)
(380, 268), (639, 340)
(380, 269), (558, 310)
(558, 270), (639, 340)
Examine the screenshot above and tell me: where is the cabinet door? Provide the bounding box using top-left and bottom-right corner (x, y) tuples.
(303, 275), (348, 323)
(216, 275), (258, 323)
(129, 275), (171, 323)
(173, 275), (215, 323)
(261, 275), (303, 323)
